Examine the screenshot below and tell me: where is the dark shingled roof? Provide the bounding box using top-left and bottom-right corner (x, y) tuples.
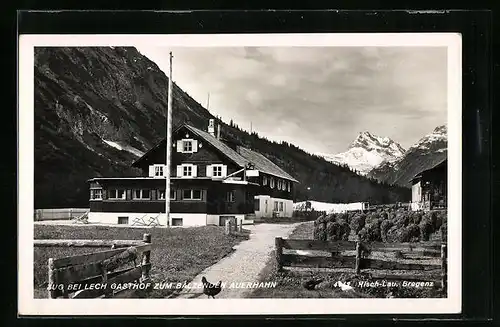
(184, 125), (250, 167)
(132, 123), (299, 183)
(236, 146), (299, 183)
(409, 158), (447, 183)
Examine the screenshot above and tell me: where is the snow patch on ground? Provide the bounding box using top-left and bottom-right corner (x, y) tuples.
(293, 201), (367, 213)
(102, 139), (145, 157)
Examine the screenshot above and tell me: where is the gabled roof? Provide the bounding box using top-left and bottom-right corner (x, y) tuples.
(131, 123), (299, 183)
(184, 125), (250, 167)
(410, 158), (447, 183)
(237, 146), (299, 183)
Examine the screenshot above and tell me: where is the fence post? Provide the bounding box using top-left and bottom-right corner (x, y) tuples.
(441, 243), (447, 292)
(238, 219), (243, 232)
(355, 241), (362, 275)
(321, 221), (327, 241)
(47, 258), (57, 299)
(275, 237), (283, 272)
(141, 233), (152, 283)
(225, 219), (232, 235)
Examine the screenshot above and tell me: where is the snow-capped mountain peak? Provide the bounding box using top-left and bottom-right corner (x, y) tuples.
(409, 125), (447, 152)
(367, 124), (448, 186)
(318, 131), (405, 175)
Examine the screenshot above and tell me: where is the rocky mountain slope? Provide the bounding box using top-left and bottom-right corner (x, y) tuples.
(34, 47), (410, 208)
(319, 131), (405, 175)
(367, 125), (447, 187)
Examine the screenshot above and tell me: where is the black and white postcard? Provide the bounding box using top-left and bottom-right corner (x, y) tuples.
(18, 33), (462, 315)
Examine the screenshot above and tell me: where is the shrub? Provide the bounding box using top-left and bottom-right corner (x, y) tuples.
(349, 213), (366, 235)
(380, 220), (394, 242)
(335, 212), (346, 223)
(326, 221), (350, 241)
(401, 224), (421, 242)
(394, 212), (409, 228)
(440, 222), (447, 242)
(411, 212), (423, 225)
(386, 225), (402, 243)
(358, 220), (382, 242)
(433, 210), (446, 231)
(380, 212), (389, 221)
(419, 220), (433, 241)
(325, 213), (337, 223)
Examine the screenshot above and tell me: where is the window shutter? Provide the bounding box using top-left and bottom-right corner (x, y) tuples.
(221, 165), (227, 177)
(148, 165), (154, 177)
(176, 140), (183, 152)
(206, 165), (213, 177)
(176, 165), (182, 177)
(192, 165), (198, 177)
(192, 140), (198, 153)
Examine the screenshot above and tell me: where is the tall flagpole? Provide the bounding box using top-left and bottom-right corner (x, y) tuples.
(165, 52), (173, 227)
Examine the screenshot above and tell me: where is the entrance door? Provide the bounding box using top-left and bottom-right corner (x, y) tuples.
(219, 216), (236, 226)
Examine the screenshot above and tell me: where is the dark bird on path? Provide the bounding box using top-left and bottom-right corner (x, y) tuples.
(302, 278), (324, 290)
(201, 276), (222, 298)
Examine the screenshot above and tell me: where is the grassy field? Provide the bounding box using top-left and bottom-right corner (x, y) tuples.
(248, 221), (444, 299)
(34, 224), (249, 298)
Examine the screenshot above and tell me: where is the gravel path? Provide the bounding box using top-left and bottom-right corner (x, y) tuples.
(174, 223), (301, 299)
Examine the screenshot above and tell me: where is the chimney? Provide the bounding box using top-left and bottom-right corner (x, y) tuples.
(216, 124), (221, 139)
(208, 119), (215, 136)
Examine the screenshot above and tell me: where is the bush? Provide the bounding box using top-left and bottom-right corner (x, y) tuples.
(411, 212), (423, 225)
(419, 220), (433, 241)
(358, 219), (382, 242)
(380, 220), (394, 242)
(326, 221), (350, 241)
(349, 213), (366, 235)
(401, 224), (421, 242)
(440, 222), (447, 242)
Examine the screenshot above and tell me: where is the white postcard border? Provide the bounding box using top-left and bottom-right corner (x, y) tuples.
(18, 33), (462, 315)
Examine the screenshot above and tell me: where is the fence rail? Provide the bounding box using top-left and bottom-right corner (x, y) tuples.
(34, 208), (89, 221)
(275, 237), (447, 291)
(38, 233), (152, 299)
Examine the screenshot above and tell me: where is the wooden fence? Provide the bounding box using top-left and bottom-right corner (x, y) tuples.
(34, 233), (152, 299)
(275, 237), (447, 291)
(34, 208), (89, 221)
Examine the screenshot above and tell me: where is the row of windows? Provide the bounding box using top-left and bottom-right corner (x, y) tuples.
(90, 188), (236, 202)
(253, 199), (286, 212)
(262, 176), (291, 192)
(150, 164), (227, 178)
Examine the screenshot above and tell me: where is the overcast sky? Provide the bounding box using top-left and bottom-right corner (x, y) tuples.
(137, 46), (447, 155)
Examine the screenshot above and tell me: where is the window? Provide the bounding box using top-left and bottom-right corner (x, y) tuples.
(270, 178), (275, 189)
(183, 166), (193, 177)
(182, 140), (192, 152)
(226, 190), (235, 202)
(212, 165), (223, 177)
(133, 189), (150, 200)
(154, 165), (164, 177)
(263, 176), (268, 186)
(90, 189), (102, 200)
(182, 189), (202, 200)
(254, 198), (260, 211)
(109, 189), (126, 200)
(172, 218), (183, 226)
(277, 180), (282, 190)
(158, 189), (176, 200)
(279, 202), (284, 212)
(274, 201), (279, 211)
(287, 181), (291, 192)
(118, 217), (129, 225)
